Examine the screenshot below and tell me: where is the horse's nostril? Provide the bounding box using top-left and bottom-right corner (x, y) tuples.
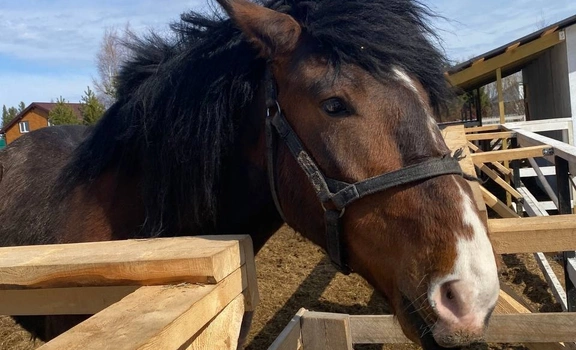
(446, 288), (454, 300)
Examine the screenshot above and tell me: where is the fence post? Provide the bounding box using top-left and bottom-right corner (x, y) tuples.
(555, 156), (576, 312)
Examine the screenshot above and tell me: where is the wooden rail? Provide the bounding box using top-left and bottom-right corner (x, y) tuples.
(270, 309), (576, 349)
(0, 236), (258, 350)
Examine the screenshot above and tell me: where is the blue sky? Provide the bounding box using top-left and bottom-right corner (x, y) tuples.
(1, 0), (575, 110)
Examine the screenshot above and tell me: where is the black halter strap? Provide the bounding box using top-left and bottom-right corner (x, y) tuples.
(264, 68), (465, 274)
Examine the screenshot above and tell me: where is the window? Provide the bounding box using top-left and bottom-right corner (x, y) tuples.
(19, 121), (30, 133)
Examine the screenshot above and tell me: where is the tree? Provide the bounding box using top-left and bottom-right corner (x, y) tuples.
(80, 87), (106, 125)
(93, 24), (132, 108)
(18, 102), (26, 113)
(1, 103), (24, 129)
(48, 97), (80, 126)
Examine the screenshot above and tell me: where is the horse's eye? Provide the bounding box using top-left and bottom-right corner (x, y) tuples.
(322, 98), (351, 117)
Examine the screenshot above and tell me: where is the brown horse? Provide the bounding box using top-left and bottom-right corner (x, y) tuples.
(0, 0), (499, 348)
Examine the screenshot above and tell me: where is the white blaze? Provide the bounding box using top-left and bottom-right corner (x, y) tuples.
(392, 66), (443, 147)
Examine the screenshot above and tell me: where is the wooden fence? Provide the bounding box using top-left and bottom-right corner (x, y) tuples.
(0, 235), (258, 349)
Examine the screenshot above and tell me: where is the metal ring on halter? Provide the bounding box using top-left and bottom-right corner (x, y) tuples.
(266, 101), (281, 118)
(321, 202), (346, 218)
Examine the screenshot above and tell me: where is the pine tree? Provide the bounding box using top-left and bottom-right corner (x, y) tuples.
(80, 87), (106, 125)
(18, 101), (26, 113)
(48, 97), (80, 126)
(1, 105), (19, 129)
(1, 105), (8, 128)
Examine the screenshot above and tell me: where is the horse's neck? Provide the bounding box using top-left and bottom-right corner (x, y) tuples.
(55, 170), (145, 243)
(214, 156), (284, 252)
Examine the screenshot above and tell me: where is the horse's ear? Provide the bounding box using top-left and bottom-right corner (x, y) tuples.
(217, 0), (301, 58)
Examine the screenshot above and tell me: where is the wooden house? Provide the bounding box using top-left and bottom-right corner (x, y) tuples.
(0, 102), (82, 145)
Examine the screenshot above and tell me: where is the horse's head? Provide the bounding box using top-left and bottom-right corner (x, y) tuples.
(218, 0), (499, 347)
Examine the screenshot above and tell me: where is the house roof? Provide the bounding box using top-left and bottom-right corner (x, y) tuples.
(446, 13), (576, 92)
(0, 102), (83, 134)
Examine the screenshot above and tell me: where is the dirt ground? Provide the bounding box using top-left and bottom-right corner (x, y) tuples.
(0, 225), (565, 350)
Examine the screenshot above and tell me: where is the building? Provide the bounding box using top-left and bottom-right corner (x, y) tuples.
(446, 14), (576, 133)
(0, 102), (82, 145)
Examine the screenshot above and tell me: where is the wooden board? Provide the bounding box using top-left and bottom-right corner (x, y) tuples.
(0, 235), (251, 289)
(0, 286), (138, 315)
(471, 145), (553, 164)
(494, 290), (570, 350)
(465, 125), (502, 133)
(480, 186), (520, 218)
(442, 125), (487, 221)
(504, 118), (572, 133)
(488, 215), (576, 253)
(511, 126), (576, 174)
(39, 267), (245, 350)
(442, 125), (476, 176)
(185, 294), (244, 350)
(467, 141), (512, 176)
(478, 164), (523, 200)
(346, 313), (576, 344)
(268, 308), (306, 350)
(466, 131), (516, 141)
(301, 311), (353, 350)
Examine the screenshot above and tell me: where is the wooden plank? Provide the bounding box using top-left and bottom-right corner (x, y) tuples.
(442, 125), (476, 176)
(488, 215), (576, 253)
(347, 313), (576, 344)
(504, 118), (572, 133)
(497, 67), (505, 124)
(349, 315), (409, 344)
(471, 145), (553, 164)
(466, 131), (516, 141)
(506, 42), (521, 51)
(480, 186), (520, 218)
(472, 57), (486, 65)
(268, 308), (306, 350)
(0, 286), (138, 315)
(468, 141), (512, 176)
(207, 235), (259, 311)
(465, 125), (502, 133)
(495, 289), (568, 350)
(448, 31), (565, 88)
(541, 26), (560, 37)
(186, 294), (244, 350)
(40, 267), (246, 350)
(478, 164), (523, 200)
(442, 125), (487, 220)
(511, 126), (576, 174)
(0, 235), (249, 289)
(301, 311), (352, 350)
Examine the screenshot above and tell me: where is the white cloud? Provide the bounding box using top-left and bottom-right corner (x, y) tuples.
(0, 72), (92, 106)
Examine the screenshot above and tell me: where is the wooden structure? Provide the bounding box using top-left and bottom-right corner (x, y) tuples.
(0, 235), (258, 349)
(445, 14), (576, 127)
(270, 123), (576, 349)
(0, 102), (82, 144)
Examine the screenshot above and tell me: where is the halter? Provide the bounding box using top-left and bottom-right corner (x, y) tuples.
(264, 68), (465, 275)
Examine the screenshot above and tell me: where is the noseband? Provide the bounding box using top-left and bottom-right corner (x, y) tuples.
(264, 69), (466, 274)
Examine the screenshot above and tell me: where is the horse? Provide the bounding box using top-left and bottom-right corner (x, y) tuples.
(0, 0), (500, 348)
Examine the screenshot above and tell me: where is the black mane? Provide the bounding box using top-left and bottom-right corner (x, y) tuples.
(60, 0), (450, 236)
